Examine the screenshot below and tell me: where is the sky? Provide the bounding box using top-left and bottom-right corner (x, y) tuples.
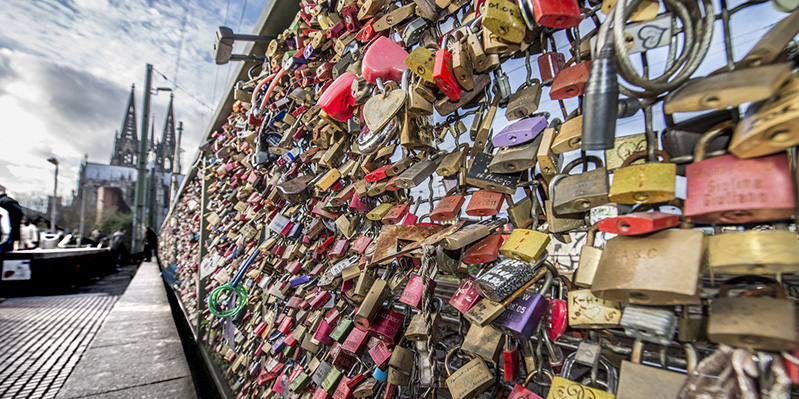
(0, 0), (266, 207)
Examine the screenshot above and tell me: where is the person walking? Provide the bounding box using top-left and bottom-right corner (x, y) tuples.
(0, 185), (23, 252)
(110, 227), (129, 269)
(143, 226), (158, 264)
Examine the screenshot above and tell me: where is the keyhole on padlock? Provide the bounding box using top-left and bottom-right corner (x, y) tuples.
(629, 292), (649, 301)
(508, 134), (517, 143)
(624, 32), (635, 50)
(417, 66), (426, 75)
(633, 192), (649, 202)
(503, 162), (517, 172)
(769, 129), (793, 143)
(554, 16), (567, 26)
(720, 209), (753, 223)
(616, 220), (631, 233)
(566, 87), (578, 94)
(574, 199), (590, 210)
(499, 25), (508, 34)
(742, 335), (762, 345)
(386, 16), (393, 24)
(702, 95), (720, 107)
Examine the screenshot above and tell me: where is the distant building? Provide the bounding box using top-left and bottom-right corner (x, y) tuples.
(73, 85), (184, 231)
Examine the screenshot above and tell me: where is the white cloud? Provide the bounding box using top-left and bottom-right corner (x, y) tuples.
(0, 0), (264, 206)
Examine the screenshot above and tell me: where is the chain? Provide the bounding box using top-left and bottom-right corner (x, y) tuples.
(420, 244), (437, 386)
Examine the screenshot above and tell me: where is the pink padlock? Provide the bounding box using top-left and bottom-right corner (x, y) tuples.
(361, 36), (409, 84)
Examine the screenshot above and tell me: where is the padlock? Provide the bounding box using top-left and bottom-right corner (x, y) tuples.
(529, 0), (580, 29)
(368, 307), (405, 343)
(444, 349), (495, 399)
(451, 33), (475, 91)
(608, 150), (676, 205)
(465, 152), (520, 195)
(567, 289), (622, 329)
(503, 336), (521, 382)
(492, 115), (547, 148)
(462, 234), (504, 264)
(474, 258), (542, 302)
(449, 276), (483, 314)
(387, 341), (414, 385)
(537, 33), (566, 82)
(433, 36), (461, 101)
(550, 61), (592, 100)
(597, 211), (679, 236)
(430, 194), (465, 221)
(361, 36), (408, 85)
(730, 73), (799, 158)
(553, 352), (618, 398)
(708, 276), (799, 351)
(367, 203), (394, 221)
(482, 0), (527, 43)
(707, 228), (799, 274)
(489, 135), (542, 174)
(572, 224), (601, 288)
(398, 272), (436, 309)
(353, 278), (388, 330)
(493, 66), (512, 106)
(604, 133), (647, 172)
(318, 72), (358, 121)
(620, 305), (677, 346)
(492, 271), (553, 340)
(466, 26), (488, 74)
(439, 218), (508, 250)
(591, 229), (704, 305)
(684, 121), (795, 224)
(461, 323), (504, 363)
(506, 52), (543, 119)
(382, 202), (410, 225)
(550, 156), (609, 214)
(394, 152), (443, 189)
(483, 28), (518, 54)
(509, 370), (551, 399)
(551, 115), (582, 154)
(499, 228), (551, 263)
(405, 46), (436, 84)
(437, 143), (469, 176)
(537, 124), (563, 183)
(465, 189), (504, 217)
(615, 340), (696, 399)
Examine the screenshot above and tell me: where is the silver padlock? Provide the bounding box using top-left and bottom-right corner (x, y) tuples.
(620, 305), (677, 346)
(493, 67), (512, 107)
(402, 17), (429, 47)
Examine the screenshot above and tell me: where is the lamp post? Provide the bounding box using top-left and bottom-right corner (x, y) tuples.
(47, 157), (59, 233)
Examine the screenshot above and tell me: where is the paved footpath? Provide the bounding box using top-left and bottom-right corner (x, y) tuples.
(56, 261), (197, 399)
(0, 295), (117, 399)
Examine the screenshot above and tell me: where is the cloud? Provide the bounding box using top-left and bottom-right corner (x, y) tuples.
(0, 0), (265, 207)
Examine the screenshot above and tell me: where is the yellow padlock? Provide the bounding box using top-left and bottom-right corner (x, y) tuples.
(366, 203), (394, 221)
(482, 0), (526, 44)
(608, 150), (676, 204)
(405, 46), (436, 83)
(499, 229), (551, 263)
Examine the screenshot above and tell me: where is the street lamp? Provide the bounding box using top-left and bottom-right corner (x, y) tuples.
(47, 157), (58, 233)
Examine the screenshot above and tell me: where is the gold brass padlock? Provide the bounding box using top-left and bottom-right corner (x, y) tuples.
(315, 168), (342, 192)
(451, 34), (475, 91)
(405, 46), (436, 83)
(482, 28), (518, 54)
(591, 228), (705, 305)
(488, 135), (540, 174)
(551, 115), (583, 154)
(445, 351), (495, 399)
(707, 229), (799, 274)
(730, 73), (799, 158)
(482, 0), (526, 44)
(608, 150), (676, 205)
(499, 228), (551, 263)
(573, 224), (601, 288)
(605, 133), (646, 172)
(550, 156), (609, 214)
(461, 323), (503, 363)
(437, 143), (469, 177)
(567, 289), (621, 329)
(537, 126), (562, 183)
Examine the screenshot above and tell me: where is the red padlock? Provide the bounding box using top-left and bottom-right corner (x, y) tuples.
(462, 234), (504, 264)
(503, 338), (520, 382)
(433, 44), (461, 101)
(448, 276), (482, 314)
(318, 72), (357, 121)
(465, 189), (505, 217)
(598, 211), (680, 235)
(430, 194), (465, 221)
(329, 238), (350, 258)
(368, 340), (393, 370)
(399, 274), (437, 309)
(314, 320), (336, 346)
(350, 235), (373, 254)
(365, 164), (392, 182)
(309, 291), (332, 309)
(361, 36), (409, 84)
(342, 327), (370, 356)
(382, 203), (410, 225)
(545, 297), (568, 341)
(356, 19), (377, 42)
(368, 307), (405, 342)
(685, 125), (795, 224)
(537, 35), (565, 82)
(785, 351), (799, 385)
(549, 61), (592, 100)
(342, 4), (360, 32)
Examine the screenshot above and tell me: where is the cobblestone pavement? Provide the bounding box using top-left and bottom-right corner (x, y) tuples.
(0, 295), (118, 399)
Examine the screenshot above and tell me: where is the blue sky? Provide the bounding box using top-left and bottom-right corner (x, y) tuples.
(0, 0), (265, 205)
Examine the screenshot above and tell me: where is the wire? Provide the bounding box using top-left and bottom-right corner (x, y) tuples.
(152, 67), (215, 111)
(236, 0), (250, 32)
(172, 0), (191, 86)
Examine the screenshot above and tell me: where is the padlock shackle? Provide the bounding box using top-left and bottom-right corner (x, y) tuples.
(693, 121), (734, 162)
(620, 149), (671, 167)
(718, 275), (787, 299)
(561, 155), (605, 175)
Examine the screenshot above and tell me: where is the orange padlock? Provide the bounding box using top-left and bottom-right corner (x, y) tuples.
(465, 189), (505, 217)
(549, 61), (591, 100)
(430, 195), (465, 221)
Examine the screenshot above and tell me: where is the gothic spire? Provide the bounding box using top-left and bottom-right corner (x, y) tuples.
(110, 84), (139, 167)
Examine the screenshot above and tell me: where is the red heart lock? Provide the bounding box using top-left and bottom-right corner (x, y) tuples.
(318, 72), (357, 121)
(361, 36), (409, 84)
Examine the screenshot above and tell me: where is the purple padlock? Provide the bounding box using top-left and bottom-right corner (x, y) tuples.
(290, 275), (310, 287)
(491, 116), (548, 148)
(491, 272), (552, 340)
